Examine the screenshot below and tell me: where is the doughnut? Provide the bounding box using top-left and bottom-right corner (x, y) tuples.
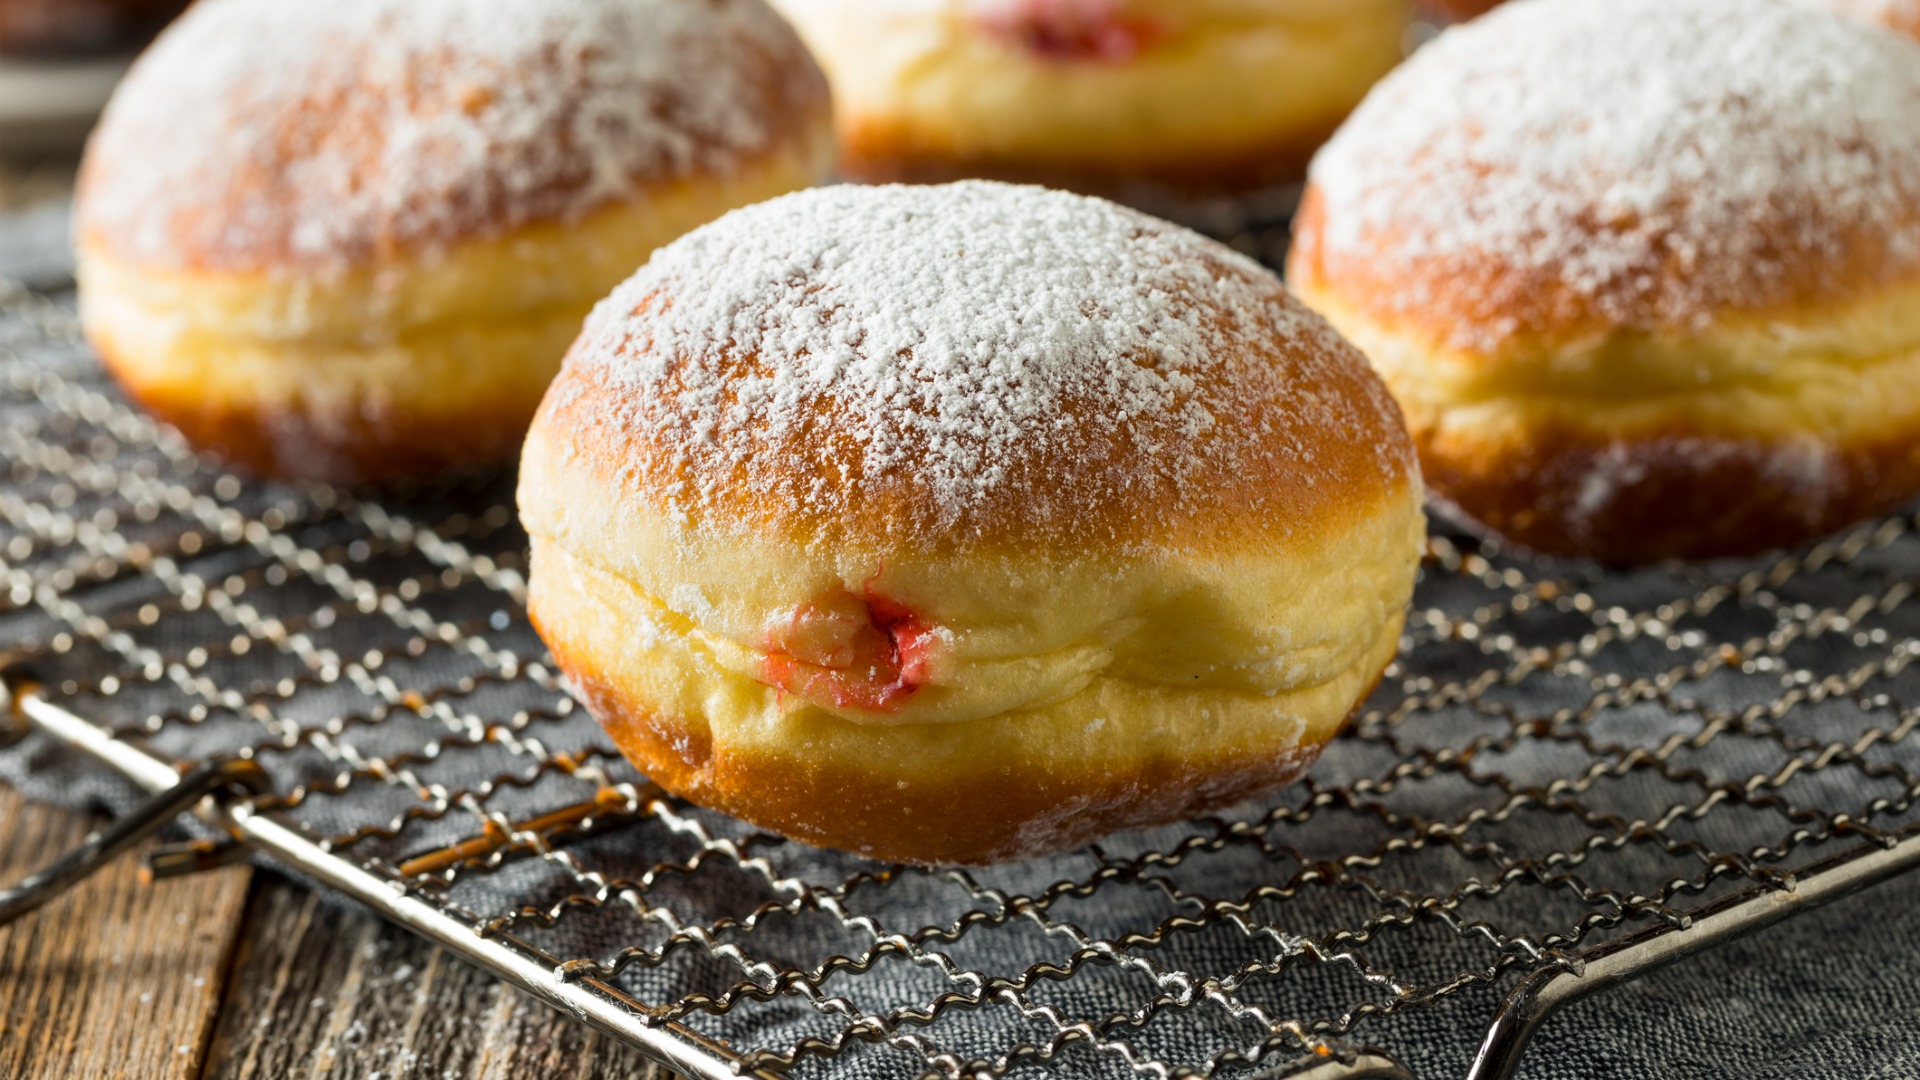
(74, 0), (831, 486)
(1288, 0), (1920, 563)
(767, 0), (1408, 200)
(519, 182), (1425, 865)
(1792, 0), (1920, 37)
(0, 0), (184, 56)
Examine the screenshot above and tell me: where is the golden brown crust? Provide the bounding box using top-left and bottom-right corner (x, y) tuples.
(542, 617), (1387, 866)
(100, 344), (539, 487)
(837, 114), (1338, 198)
(1292, 221), (1920, 562)
(1290, 181), (1920, 360)
(1417, 421), (1920, 563)
(537, 339), (1413, 559)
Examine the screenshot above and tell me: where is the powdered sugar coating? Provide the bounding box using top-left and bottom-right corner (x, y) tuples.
(77, 0), (829, 272)
(1304, 0), (1920, 352)
(555, 181), (1415, 554)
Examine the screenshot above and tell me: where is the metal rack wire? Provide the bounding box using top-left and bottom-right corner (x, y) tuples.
(5, 243), (1920, 1080)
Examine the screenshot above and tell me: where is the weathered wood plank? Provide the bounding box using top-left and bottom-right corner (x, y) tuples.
(471, 982), (675, 1080)
(202, 874), (676, 1080)
(0, 786), (253, 1080)
(197, 883), (379, 1080)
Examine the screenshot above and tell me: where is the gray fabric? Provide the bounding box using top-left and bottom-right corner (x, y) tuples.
(4, 201), (1919, 1080)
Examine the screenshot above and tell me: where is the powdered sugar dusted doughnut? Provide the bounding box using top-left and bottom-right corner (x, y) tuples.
(76, 0), (832, 484)
(769, 0), (1407, 200)
(520, 182), (1425, 865)
(1290, 0), (1920, 562)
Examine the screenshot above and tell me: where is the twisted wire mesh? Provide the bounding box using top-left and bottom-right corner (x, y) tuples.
(3, 258), (1919, 1080)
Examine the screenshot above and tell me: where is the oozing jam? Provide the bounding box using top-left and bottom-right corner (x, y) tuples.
(762, 586), (935, 712)
(973, 0), (1164, 62)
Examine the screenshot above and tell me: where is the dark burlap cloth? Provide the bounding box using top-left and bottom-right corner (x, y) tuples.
(3, 203), (1918, 1080)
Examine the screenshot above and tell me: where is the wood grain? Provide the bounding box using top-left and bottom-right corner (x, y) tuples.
(0, 785), (253, 1080)
(200, 875), (678, 1080)
(0, 791), (682, 1080)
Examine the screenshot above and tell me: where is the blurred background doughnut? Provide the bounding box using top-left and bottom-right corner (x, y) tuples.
(1290, 0), (1920, 563)
(73, 0), (832, 485)
(0, 0), (185, 57)
(770, 0), (1408, 204)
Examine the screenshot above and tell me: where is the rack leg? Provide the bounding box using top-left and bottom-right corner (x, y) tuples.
(0, 757), (268, 926)
(1467, 829), (1920, 1080)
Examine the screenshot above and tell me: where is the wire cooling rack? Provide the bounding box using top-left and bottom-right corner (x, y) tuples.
(6, 231), (1920, 1080)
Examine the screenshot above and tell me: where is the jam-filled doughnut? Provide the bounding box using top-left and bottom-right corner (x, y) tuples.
(75, 0), (831, 485)
(520, 182), (1425, 865)
(769, 0), (1407, 200)
(1290, 0), (1920, 562)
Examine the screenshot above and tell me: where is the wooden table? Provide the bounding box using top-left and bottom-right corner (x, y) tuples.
(0, 785), (680, 1080)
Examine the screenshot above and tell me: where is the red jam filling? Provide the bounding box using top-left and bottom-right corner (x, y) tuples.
(762, 586), (935, 712)
(974, 0), (1164, 63)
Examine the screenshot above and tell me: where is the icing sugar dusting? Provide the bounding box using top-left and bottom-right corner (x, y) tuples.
(566, 181), (1411, 550)
(1307, 0), (1920, 351)
(78, 0), (826, 271)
